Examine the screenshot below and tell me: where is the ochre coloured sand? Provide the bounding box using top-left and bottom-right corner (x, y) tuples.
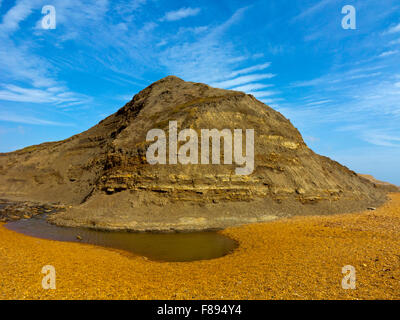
(1, 194), (400, 300)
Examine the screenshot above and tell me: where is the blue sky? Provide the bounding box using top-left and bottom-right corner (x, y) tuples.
(0, 0), (400, 184)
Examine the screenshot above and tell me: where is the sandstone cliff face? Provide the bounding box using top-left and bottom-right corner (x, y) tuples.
(0, 76), (388, 231)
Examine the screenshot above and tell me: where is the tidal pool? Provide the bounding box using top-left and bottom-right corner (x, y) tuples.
(5, 215), (237, 262)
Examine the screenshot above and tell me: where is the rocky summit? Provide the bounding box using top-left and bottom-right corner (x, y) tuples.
(0, 76), (389, 231)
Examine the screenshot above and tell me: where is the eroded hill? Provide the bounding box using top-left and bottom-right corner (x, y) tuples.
(0, 76), (388, 231)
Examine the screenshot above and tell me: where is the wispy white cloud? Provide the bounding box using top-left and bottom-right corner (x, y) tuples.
(159, 7), (249, 83)
(291, 78), (323, 88)
(156, 6), (281, 105)
(390, 38), (400, 45)
(0, 111), (73, 126)
(0, 0), (36, 34)
(229, 62), (271, 78)
(362, 131), (400, 147)
(33, 0), (110, 41)
(0, 0), (98, 110)
(0, 84), (91, 106)
(278, 47), (400, 155)
(292, 0), (335, 22)
(0, 37), (57, 87)
(386, 22), (400, 34)
(0, 2), (276, 125)
(260, 98), (283, 104)
(303, 100), (333, 107)
(161, 7), (201, 22)
(116, 94), (134, 102)
(231, 83), (273, 92)
(304, 135), (320, 143)
(291, 66), (384, 88)
(211, 73), (276, 89)
(175, 25), (209, 36)
(248, 90), (279, 98)
(115, 0), (147, 17)
(379, 50), (399, 57)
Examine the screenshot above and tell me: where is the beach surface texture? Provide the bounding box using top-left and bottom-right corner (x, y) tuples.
(1, 193), (400, 300)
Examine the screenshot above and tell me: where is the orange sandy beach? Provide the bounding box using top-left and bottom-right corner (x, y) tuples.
(1, 194), (400, 300)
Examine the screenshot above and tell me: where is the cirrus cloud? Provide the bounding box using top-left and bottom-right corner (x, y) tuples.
(161, 7), (201, 22)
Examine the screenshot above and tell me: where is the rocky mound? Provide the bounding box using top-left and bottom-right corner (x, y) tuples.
(0, 76), (388, 231)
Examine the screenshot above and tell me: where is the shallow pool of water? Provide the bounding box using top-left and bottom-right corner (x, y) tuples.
(5, 215), (237, 262)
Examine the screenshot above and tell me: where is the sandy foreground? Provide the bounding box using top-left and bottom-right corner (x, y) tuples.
(1, 194), (400, 300)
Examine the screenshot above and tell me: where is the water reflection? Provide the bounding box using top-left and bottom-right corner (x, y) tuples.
(6, 215), (237, 262)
